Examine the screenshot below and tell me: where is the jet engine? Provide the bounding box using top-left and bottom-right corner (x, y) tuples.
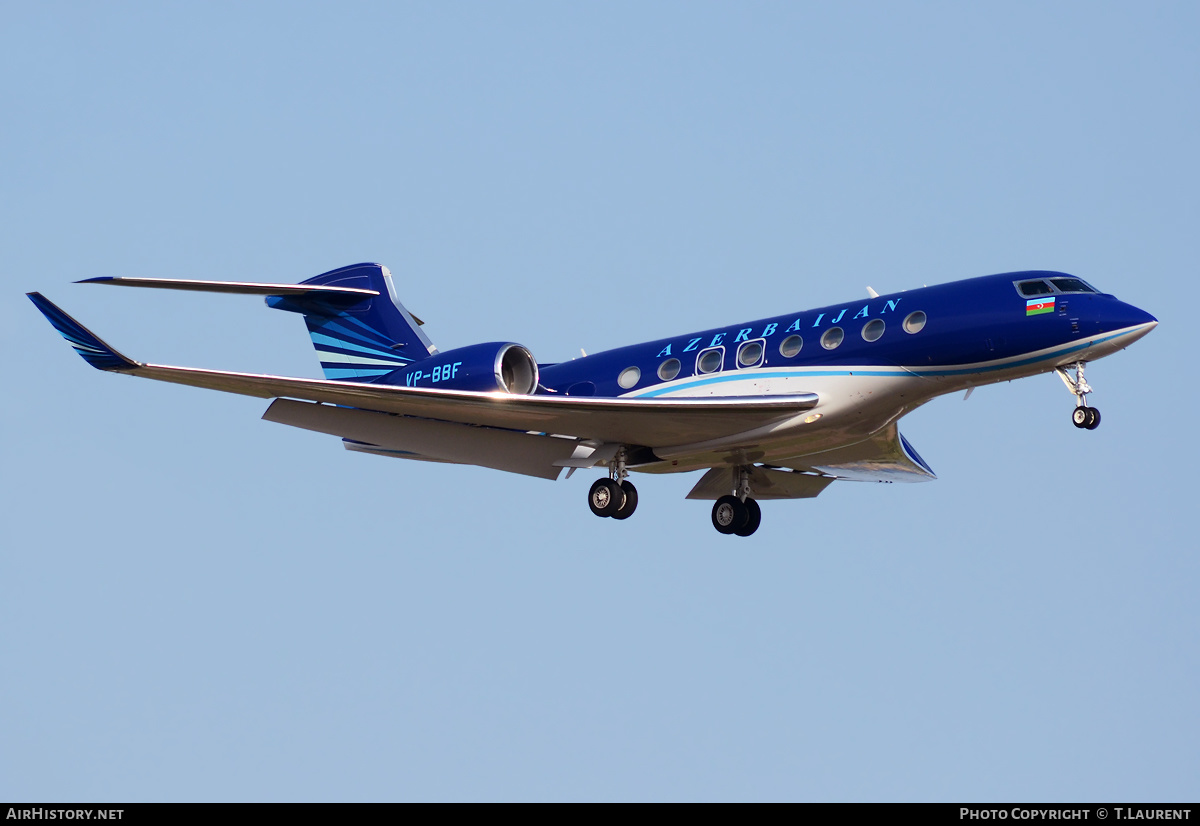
(384, 341), (539, 394)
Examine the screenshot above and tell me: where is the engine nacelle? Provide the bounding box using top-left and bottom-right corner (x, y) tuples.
(383, 341), (539, 394)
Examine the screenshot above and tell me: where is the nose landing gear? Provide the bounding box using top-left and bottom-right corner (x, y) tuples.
(711, 467), (762, 537)
(1057, 361), (1101, 430)
(588, 447), (638, 520)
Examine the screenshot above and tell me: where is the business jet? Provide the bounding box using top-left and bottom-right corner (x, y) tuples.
(28, 263), (1156, 536)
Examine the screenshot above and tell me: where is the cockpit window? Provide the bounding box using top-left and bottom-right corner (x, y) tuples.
(1049, 278), (1097, 294)
(1017, 280), (1055, 297)
(1015, 276), (1099, 297)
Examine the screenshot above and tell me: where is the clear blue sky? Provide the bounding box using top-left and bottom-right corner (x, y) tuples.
(2, 1), (1197, 801)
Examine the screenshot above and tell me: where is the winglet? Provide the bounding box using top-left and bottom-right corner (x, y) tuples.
(27, 293), (139, 371)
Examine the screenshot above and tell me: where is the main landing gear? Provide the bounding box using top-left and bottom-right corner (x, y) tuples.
(1057, 361), (1101, 430)
(711, 467), (761, 537)
(588, 447), (638, 520)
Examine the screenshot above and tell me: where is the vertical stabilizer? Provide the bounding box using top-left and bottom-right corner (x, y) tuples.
(267, 263), (437, 382)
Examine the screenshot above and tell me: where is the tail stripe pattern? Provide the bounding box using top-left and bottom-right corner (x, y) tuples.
(267, 263), (434, 383)
(304, 314), (413, 380)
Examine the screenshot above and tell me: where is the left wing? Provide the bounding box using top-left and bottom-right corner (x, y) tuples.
(29, 293), (819, 449)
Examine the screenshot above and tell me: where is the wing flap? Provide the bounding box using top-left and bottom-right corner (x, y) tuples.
(263, 399), (574, 480)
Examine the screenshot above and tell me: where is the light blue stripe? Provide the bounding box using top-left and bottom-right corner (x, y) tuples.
(321, 367), (393, 379)
(310, 332), (408, 361)
(909, 330), (1128, 377)
(634, 368), (903, 397)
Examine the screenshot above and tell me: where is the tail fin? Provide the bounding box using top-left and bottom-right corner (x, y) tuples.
(266, 263), (437, 382)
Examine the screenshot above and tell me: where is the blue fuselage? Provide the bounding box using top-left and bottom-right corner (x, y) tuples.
(536, 271), (1157, 400)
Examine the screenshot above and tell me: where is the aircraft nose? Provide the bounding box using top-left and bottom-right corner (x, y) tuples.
(1114, 301), (1157, 329)
(1100, 299), (1157, 340)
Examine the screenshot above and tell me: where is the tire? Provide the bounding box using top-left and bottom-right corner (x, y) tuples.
(1072, 407), (1090, 428)
(734, 498), (762, 537)
(1085, 407), (1101, 430)
(712, 494), (749, 535)
(588, 478), (624, 517)
(612, 481), (639, 520)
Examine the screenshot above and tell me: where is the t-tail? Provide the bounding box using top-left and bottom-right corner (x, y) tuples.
(265, 263), (437, 381)
(76, 262), (437, 382)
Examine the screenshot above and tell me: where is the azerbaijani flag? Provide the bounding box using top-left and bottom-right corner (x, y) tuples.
(1026, 297), (1056, 316)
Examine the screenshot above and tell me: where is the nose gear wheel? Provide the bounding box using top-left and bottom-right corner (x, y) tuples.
(1057, 362), (1101, 430)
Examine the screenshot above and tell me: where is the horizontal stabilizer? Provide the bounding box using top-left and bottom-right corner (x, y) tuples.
(79, 276), (380, 303)
(27, 293), (138, 371)
(80, 274), (426, 325)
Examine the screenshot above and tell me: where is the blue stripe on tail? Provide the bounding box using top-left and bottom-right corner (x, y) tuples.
(266, 263), (436, 382)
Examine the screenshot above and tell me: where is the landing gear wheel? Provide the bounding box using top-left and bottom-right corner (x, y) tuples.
(1072, 407), (1090, 428)
(588, 478), (624, 517)
(1085, 407), (1101, 430)
(712, 495), (749, 535)
(734, 498), (761, 537)
(612, 481), (639, 520)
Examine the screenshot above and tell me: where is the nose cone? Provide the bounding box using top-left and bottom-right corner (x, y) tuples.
(1122, 302), (1158, 327)
(1103, 300), (1157, 343)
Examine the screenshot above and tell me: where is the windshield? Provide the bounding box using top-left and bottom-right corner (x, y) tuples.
(1049, 278), (1097, 293)
(1015, 276), (1099, 297)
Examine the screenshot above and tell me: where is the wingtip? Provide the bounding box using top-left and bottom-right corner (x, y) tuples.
(75, 277), (114, 285)
(27, 292), (138, 371)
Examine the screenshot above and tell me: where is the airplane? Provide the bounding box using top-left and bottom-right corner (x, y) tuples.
(28, 263), (1157, 536)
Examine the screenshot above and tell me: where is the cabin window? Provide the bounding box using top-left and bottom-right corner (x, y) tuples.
(617, 366), (641, 389)
(1049, 278), (1097, 294)
(779, 335), (803, 358)
(657, 358), (681, 381)
(903, 311), (927, 334)
(1017, 280), (1054, 297)
(737, 339), (765, 368)
(696, 347), (724, 374)
(861, 319), (885, 342)
(821, 327), (844, 350)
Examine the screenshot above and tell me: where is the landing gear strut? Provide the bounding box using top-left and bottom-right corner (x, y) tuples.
(1057, 361), (1101, 430)
(711, 467), (762, 537)
(588, 447), (638, 520)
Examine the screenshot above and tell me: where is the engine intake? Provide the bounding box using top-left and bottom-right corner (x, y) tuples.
(494, 343), (539, 395)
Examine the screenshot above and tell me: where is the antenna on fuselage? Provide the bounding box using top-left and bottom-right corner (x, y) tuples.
(866, 286), (879, 298)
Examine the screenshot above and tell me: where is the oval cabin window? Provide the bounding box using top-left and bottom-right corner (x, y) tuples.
(737, 340), (764, 367)
(821, 327), (844, 350)
(697, 348), (723, 374)
(903, 311), (927, 334)
(657, 358), (681, 381)
(779, 335), (803, 357)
